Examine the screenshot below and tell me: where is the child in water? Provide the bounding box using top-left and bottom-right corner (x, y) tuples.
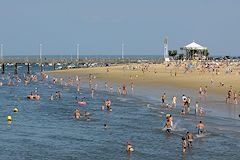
(182, 137), (187, 153)
(126, 143), (134, 152)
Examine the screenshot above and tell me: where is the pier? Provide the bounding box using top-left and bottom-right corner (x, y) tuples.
(0, 56), (164, 74)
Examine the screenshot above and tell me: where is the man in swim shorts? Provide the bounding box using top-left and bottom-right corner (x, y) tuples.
(186, 131), (193, 147)
(164, 119), (172, 133)
(196, 121), (205, 135)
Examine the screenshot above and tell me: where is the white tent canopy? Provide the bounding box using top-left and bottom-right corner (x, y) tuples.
(184, 41), (207, 50)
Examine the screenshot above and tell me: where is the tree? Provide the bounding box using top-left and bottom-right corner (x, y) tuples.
(168, 50), (177, 58)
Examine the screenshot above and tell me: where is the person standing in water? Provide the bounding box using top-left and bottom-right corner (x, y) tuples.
(105, 99), (111, 111)
(161, 93), (166, 104)
(185, 131), (193, 147)
(49, 94), (54, 101)
(105, 82), (108, 90)
(196, 121), (205, 135)
(91, 88), (95, 98)
(233, 92), (238, 104)
(182, 95), (187, 113)
(117, 86), (122, 95)
(226, 89), (232, 103)
(101, 101), (105, 111)
(130, 82), (134, 94)
(182, 137), (187, 153)
(187, 97), (191, 113)
(77, 84), (80, 93)
(172, 96), (177, 108)
(122, 84), (127, 95)
(74, 108), (81, 119)
(166, 114), (174, 128)
(199, 106), (204, 116)
(164, 119), (172, 133)
(195, 101), (199, 115)
(199, 86), (203, 100)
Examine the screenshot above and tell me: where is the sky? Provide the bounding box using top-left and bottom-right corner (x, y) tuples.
(0, 0), (239, 56)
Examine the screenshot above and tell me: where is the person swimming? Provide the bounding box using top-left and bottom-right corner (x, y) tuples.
(126, 142), (134, 152)
(181, 109), (186, 115)
(196, 121), (205, 135)
(84, 111), (91, 116)
(104, 123), (108, 129)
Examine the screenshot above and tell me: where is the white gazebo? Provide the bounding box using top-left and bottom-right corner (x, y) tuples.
(181, 41), (208, 60)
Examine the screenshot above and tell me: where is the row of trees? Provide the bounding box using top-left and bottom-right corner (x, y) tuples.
(168, 50), (209, 59)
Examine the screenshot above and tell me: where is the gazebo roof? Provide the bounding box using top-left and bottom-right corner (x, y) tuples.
(184, 41), (207, 50)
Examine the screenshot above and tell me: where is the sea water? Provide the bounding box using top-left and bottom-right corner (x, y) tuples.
(0, 66), (239, 160)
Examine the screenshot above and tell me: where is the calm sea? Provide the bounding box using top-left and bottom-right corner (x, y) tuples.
(0, 63), (239, 160)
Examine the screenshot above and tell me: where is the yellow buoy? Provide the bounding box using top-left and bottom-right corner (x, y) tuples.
(13, 108), (19, 112)
(7, 115), (12, 121)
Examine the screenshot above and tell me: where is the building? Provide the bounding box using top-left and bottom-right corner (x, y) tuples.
(181, 41), (208, 60)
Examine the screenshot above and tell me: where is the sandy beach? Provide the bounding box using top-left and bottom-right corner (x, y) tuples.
(48, 62), (240, 96)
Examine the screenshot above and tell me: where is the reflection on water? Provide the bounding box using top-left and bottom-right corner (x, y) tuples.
(0, 66), (239, 160)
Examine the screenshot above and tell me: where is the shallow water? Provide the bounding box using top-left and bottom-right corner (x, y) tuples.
(0, 66), (239, 160)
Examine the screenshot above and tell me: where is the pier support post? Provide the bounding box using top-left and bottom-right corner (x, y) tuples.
(40, 63), (43, 72)
(27, 63), (30, 74)
(14, 63), (18, 75)
(2, 63), (5, 74)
